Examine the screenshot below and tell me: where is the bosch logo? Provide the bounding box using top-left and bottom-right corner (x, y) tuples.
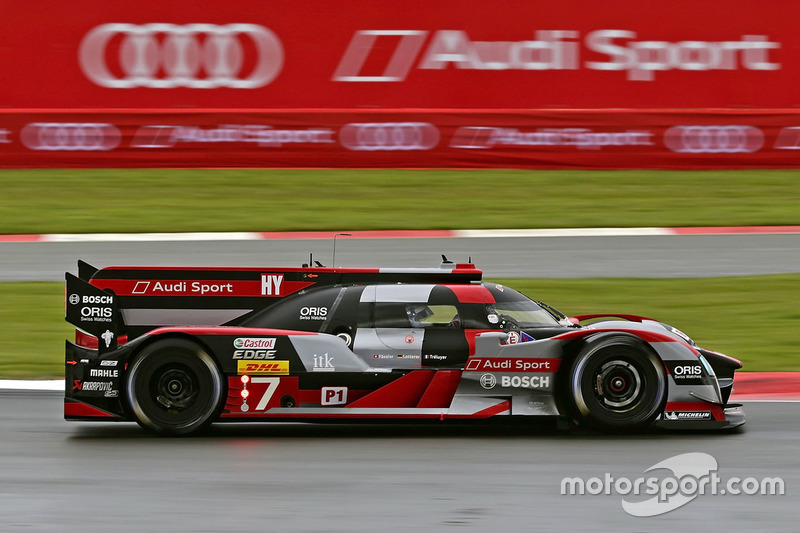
(479, 373), (497, 390)
(82, 295), (113, 304)
(20, 123), (121, 151)
(68, 294), (80, 305)
(664, 126), (764, 154)
(500, 375), (550, 389)
(339, 122), (440, 151)
(79, 23), (284, 89)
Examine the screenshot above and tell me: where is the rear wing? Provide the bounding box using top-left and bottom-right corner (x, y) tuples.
(65, 270), (120, 354)
(67, 260), (482, 342)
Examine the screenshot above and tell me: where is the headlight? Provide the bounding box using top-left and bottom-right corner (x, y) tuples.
(663, 323), (695, 345)
(698, 354), (716, 378)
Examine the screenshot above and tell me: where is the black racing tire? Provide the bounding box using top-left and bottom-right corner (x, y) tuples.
(568, 336), (667, 431)
(125, 339), (225, 436)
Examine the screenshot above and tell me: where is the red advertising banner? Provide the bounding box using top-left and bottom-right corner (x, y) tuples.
(3, 109), (800, 168)
(0, 1), (796, 110)
(2, 2), (800, 168)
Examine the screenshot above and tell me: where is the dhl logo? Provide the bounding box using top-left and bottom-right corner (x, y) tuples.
(237, 360), (289, 375)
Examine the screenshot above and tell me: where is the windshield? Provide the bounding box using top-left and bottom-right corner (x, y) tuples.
(487, 300), (560, 328)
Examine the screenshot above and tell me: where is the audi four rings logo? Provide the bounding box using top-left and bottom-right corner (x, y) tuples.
(20, 123), (121, 151)
(664, 126), (764, 154)
(339, 122), (440, 151)
(79, 23), (284, 89)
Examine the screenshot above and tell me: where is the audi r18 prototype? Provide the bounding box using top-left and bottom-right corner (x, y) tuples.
(64, 259), (744, 435)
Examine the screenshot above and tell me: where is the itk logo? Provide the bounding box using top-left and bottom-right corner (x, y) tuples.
(313, 353), (335, 372)
(333, 29), (780, 82)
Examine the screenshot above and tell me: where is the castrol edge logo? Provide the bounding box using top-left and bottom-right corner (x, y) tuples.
(233, 338), (276, 350)
(334, 29), (780, 82)
(233, 338), (278, 361)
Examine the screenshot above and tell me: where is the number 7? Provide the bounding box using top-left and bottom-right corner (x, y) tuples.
(252, 377), (280, 410)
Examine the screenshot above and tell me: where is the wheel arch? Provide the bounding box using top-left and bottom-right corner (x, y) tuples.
(554, 331), (668, 427)
(126, 331), (222, 367)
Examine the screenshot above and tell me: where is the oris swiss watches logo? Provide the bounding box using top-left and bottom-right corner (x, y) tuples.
(79, 23), (284, 89)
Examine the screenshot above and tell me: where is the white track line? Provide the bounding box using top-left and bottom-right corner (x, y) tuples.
(43, 232), (262, 242)
(453, 227), (672, 238)
(0, 380), (63, 391)
(5, 226), (800, 243)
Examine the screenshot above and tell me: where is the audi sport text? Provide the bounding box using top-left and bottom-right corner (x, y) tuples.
(334, 29), (779, 82)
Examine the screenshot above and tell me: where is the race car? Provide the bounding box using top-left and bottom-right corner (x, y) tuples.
(64, 258), (745, 435)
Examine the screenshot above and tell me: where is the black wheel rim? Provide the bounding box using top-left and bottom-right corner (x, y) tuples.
(594, 359), (643, 411)
(153, 365), (199, 412)
(572, 342), (666, 429)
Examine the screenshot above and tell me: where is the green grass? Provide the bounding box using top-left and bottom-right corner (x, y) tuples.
(1, 168), (797, 377)
(2, 276), (798, 378)
(0, 169), (798, 234)
(0, 283), (74, 378)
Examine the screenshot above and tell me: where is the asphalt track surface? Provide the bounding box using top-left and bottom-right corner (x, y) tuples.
(0, 391), (795, 532)
(3, 233), (800, 281)
(2, 234), (798, 531)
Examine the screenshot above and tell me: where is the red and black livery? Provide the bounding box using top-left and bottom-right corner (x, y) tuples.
(65, 259), (745, 435)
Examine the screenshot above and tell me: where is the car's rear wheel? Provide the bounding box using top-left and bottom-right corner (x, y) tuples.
(569, 336), (666, 431)
(125, 339), (225, 436)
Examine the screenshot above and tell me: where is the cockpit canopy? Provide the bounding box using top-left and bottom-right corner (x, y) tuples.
(241, 282), (564, 332)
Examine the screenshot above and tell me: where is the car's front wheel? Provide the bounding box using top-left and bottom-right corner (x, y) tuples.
(125, 338), (225, 436)
(568, 336), (667, 431)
